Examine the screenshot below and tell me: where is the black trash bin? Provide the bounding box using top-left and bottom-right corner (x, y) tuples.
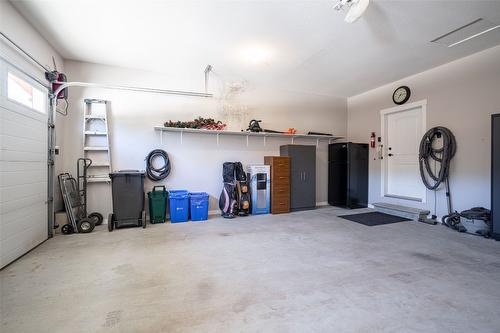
(108, 170), (146, 231)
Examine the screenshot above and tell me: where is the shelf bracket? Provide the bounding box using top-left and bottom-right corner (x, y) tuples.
(291, 137), (295, 144)
(160, 130), (163, 145)
(263, 136), (266, 146)
(316, 138), (320, 147)
(216, 133), (220, 146)
(180, 130), (183, 144)
(329, 138), (332, 145)
(246, 135), (249, 147)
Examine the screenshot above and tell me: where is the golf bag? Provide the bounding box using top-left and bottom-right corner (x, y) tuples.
(219, 162), (250, 218)
(234, 162), (250, 216)
(219, 162), (237, 218)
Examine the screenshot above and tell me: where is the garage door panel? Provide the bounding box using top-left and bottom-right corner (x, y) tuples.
(0, 160), (45, 172)
(0, 182), (46, 203)
(0, 193), (45, 214)
(1, 216), (47, 268)
(1, 169), (46, 188)
(0, 59), (48, 268)
(0, 118), (46, 141)
(1, 204), (46, 238)
(0, 149), (46, 162)
(0, 100), (47, 123)
(1, 135), (46, 155)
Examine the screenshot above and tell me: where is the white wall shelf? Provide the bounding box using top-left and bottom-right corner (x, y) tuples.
(154, 126), (343, 147)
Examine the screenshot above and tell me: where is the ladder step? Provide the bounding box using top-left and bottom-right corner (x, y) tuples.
(85, 115), (106, 120)
(87, 177), (111, 183)
(89, 162), (110, 167)
(84, 146), (109, 151)
(84, 131), (107, 136)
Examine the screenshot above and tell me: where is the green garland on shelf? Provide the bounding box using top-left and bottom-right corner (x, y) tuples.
(164, 117), (226, 130)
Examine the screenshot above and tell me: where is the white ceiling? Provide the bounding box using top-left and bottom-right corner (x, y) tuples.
(11, 0), (500, 97)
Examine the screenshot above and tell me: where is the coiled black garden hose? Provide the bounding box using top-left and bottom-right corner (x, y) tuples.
(146, 149), (171, 181)
(419, 127), (456, 190)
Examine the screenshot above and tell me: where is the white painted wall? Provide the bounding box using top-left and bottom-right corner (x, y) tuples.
(61, 60), (347, 216)
(0, 0), (65, 210)
(348, 45), (500, 218)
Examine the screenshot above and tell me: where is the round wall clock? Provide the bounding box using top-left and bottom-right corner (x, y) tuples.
(392, 86), (411, 105)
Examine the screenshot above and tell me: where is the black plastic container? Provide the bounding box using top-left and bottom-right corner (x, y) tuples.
(108, 170), (146, 231)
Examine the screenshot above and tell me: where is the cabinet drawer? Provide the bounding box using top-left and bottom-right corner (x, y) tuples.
(273, 162), (290, 175)
(272, 196), (290, 214)
(273, 184), (289, 195)
(273, 173), (290, 185)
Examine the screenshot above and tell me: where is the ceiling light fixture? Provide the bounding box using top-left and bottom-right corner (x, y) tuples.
(447, 25), (500, 47)
(333, 0), (370, 24)
(240, 45), (273, 65)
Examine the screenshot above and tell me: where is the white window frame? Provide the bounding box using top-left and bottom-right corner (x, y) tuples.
(5, 66), (47, 114)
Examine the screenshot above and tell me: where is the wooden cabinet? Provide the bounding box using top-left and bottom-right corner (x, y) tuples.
(264, 156), (290, 214)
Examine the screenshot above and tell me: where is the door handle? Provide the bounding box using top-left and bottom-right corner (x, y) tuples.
(303, 172), (306, 181)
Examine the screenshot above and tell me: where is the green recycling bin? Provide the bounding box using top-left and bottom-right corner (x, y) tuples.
(148, 186), (168, 224)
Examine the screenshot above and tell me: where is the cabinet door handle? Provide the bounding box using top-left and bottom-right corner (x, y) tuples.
(303, 172), (306, 181)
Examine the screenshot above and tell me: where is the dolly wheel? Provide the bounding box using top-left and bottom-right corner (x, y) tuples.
(61, 224), (74, 235)
(77, 218), (95, 233)
(108, 213), (114, 232)
(88, 212), (103, 226)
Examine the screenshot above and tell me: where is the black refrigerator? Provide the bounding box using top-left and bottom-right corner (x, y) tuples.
(492, 114), (500, 240)
(328, 142), (368, 209)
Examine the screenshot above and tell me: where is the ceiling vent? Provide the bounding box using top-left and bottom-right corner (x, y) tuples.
(431, 18), (500, 48)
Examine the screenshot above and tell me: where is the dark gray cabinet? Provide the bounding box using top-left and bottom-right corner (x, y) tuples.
(280, 145), (316, 211)
(492, 114), (500, 240)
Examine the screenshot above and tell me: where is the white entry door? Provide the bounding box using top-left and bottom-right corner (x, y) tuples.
(382, 101), (426, 202)
(0, 59), (48, 268)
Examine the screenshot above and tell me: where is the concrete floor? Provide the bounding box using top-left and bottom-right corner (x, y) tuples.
(2, 207), (500, 333)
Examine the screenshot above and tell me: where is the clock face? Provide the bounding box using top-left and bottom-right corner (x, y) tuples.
(393, 86), (411, 105)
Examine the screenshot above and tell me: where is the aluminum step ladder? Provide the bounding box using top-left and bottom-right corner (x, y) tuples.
(83, 99), (112, 183)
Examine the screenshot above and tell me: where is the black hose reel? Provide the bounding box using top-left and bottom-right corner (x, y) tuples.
(418, 126), (456, 215)
(146, 149), (171, 181)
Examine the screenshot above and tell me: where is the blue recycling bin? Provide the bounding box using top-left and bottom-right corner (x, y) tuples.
(169, 190), (189, 223)
(190, 192), (209, 221)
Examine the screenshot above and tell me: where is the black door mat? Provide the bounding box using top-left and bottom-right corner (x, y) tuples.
(338, 212), (411, 226)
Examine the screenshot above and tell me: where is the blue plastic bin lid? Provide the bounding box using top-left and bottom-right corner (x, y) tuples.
(189, 192), (208, 198)
(169, 190), (189, 198)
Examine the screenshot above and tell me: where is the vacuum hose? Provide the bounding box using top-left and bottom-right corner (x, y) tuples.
(146, 149), (171, 181)
(418, 127), (456, 190)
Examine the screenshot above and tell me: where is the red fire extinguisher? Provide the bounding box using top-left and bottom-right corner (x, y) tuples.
(370, 132), (376, 148)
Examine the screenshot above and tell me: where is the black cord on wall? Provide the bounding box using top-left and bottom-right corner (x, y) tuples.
(146, 149), (171, 181)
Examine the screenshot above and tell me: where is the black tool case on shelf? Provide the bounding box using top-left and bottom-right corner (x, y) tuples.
(108, 170), (146, 231)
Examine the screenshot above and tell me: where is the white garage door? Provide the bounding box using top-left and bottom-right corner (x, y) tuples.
(0, 58), (48, 268)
